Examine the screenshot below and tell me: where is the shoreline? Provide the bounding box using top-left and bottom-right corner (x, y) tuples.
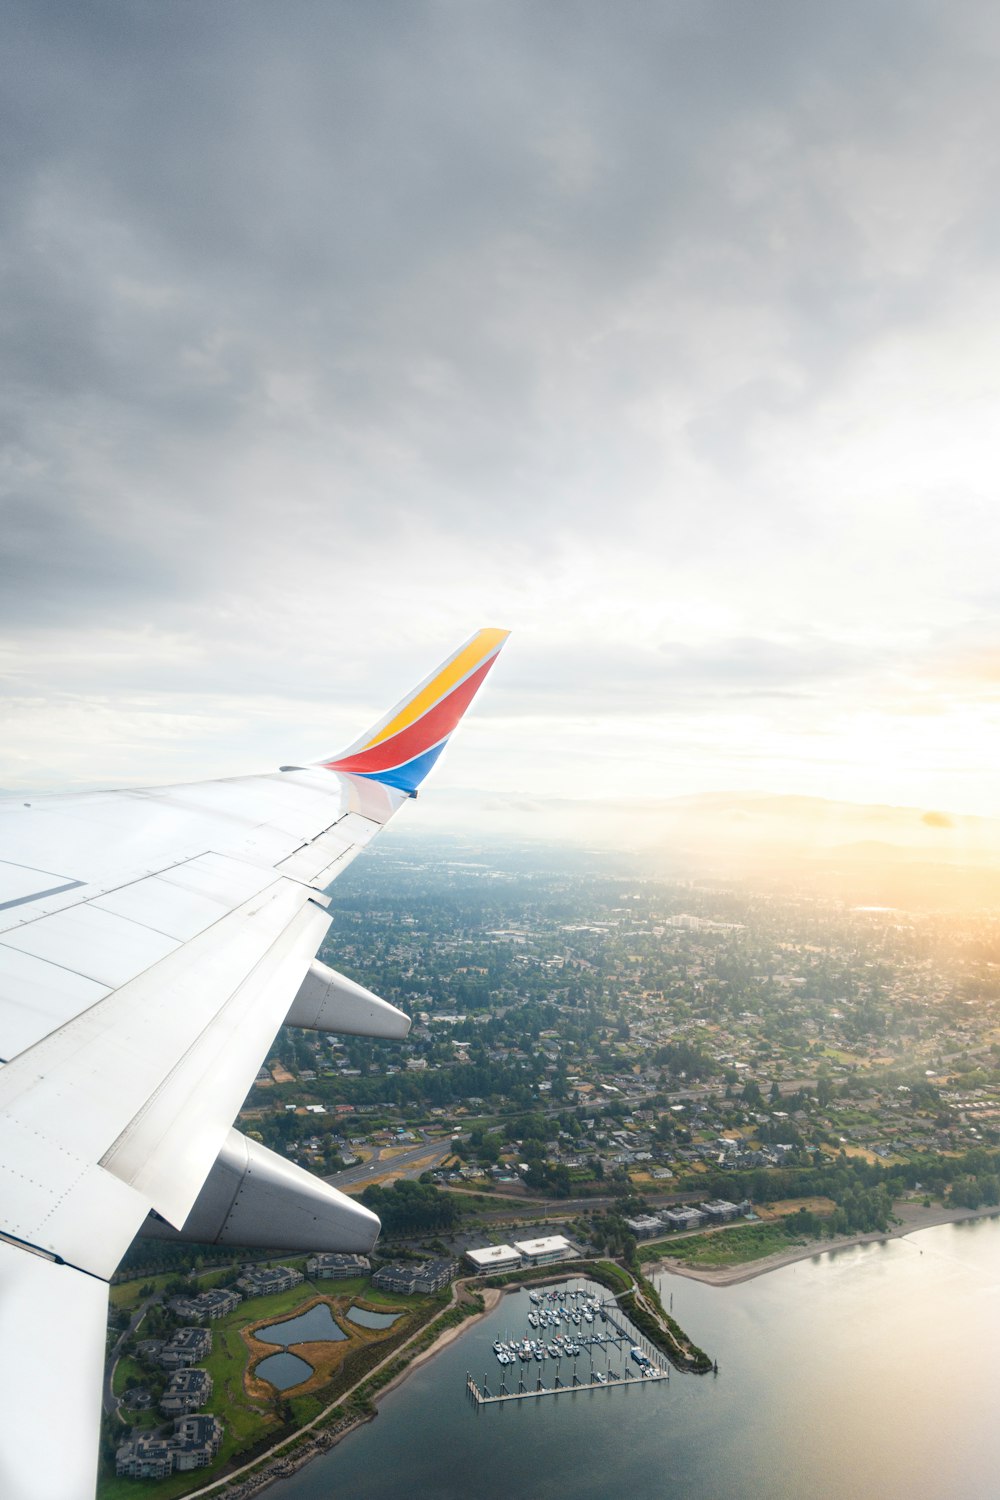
(650, 1200), (1000, 1286)
(378, 1286), (503, 1390)
(192, 1286), (506, 1500)
(191, 1210), (1000, 1495)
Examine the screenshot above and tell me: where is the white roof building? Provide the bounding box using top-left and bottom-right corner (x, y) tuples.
(513, 1235), (572, 1264)
(465, 1244), (522, 1272)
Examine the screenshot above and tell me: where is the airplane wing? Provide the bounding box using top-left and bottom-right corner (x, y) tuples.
(0, 628), (508, 1500)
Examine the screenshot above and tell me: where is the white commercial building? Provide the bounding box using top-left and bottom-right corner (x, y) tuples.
(512, 1235), (572, 1265)
(464, 1244), (522, 1273)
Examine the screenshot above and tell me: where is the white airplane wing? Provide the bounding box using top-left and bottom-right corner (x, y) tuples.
(0, 628), (508, 1500)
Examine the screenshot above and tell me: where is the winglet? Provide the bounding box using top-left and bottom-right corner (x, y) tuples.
(320, 628), (509, 794)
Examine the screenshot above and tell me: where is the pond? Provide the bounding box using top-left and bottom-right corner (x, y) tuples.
(257, 1303), (347, 1346)
(254, 1351), (314, 1392)
(346, 1305), (403, 1330)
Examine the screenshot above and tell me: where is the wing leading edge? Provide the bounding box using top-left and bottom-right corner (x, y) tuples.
(0, 629), (508, 1500)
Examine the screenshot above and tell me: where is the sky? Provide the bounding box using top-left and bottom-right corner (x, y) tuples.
(4, 1), (1000, 835)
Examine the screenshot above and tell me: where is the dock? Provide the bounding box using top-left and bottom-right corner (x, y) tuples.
(466, 1291), (669, 1405)
(466, 1365), (667, 1404)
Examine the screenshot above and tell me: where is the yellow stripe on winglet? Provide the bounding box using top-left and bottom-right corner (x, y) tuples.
(364, 628), (510, 748)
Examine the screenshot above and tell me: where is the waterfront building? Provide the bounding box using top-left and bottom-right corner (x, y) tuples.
(464, 1244), (522, 1273)
(115, 1435), (174, 1480)
(372, 1258), (456, 1295)
(512, 1235), (572, 1265)
(171, 1415), (224, 1472)
(116, 1415), (223, 1478)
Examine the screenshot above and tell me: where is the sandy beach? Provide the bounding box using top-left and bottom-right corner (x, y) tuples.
(651, 1200), (1000, 1286)
(383, 1286), (503, 1385)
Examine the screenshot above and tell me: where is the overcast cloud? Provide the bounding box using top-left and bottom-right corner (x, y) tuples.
(4, 2), (1000, 818)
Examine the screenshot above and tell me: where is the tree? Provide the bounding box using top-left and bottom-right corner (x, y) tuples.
(741, 1080), (764, 1110)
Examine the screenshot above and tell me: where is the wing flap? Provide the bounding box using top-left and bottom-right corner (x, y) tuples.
(0, 873), (332, 1274)
(100, 890), (331, 1228)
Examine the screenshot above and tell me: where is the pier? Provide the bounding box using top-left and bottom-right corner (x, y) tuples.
(466, 1364), (667, 1404)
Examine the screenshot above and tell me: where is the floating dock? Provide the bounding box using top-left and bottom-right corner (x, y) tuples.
(466, 1365), (666, 1404)
(466, 1292), (669, 1405)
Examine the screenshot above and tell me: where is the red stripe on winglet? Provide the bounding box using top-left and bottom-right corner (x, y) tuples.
(325, 654), (498, 775)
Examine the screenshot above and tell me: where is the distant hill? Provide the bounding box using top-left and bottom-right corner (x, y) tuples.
(424, 788), (1000, 908)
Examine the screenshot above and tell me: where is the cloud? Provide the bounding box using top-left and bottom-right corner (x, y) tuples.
(4, 2), (1000, 813)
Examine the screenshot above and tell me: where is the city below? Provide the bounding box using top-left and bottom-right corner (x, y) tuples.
(101, 832), (1000, 1497)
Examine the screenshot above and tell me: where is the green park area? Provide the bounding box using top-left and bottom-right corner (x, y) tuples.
(639, 1220), (802, 1269)
(99, 1275), (441, 1500)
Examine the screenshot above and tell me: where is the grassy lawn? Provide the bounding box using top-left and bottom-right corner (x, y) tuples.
(438, 1189), (505, 1209)
(112, 1355), (147, 1399)
(756, 1196), (836, 1219)
(109, 1274), (173, 1314)
(639, 1221), (800, 1268)
(590, 1259), (633, 1294)
(202, 1320), (277, 1459)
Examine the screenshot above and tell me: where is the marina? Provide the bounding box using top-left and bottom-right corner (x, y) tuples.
(466, 1284), (668, 1405)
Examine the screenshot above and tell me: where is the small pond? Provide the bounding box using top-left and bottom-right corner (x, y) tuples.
(258, 1303), (347, 1346)
(346, 1305), (403, 1330)
(254, 1351), (313, 1391)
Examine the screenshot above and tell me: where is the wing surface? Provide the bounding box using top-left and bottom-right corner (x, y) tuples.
(0, 628), (508, 1499)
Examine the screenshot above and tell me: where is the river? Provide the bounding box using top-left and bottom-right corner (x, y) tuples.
(263, 1215), (1000, 1499)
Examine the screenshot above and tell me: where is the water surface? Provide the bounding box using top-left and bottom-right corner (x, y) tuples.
(254, 1351), (314, 1391)
(257, 1303), (347, 1346)
(262, 1218), (1000, 1499)
(346, 1305), (402, 1330)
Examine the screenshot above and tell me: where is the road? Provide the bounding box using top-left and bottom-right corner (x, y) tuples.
(103, 1291), (160, 1417)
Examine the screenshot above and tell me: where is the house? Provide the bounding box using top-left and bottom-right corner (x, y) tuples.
(700, 1199), (741, 1223)
(160, 1367), (213, 1416)
(624, 1214), (665, 1238)
(662, 1207), (705, 1231)
(306, 1252), (371, 1279)
(166, 1288), (241, 1322)
(372, 1258), (456, 1295)
(236, 1266), (304, 1297)
(159, 1328), (212, 1368)
(171, 1414), (224, 1471)
(116, 1415), (223, 1478)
